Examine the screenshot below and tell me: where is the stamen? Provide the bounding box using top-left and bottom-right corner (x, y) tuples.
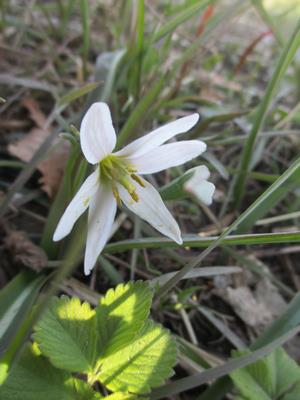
(130, 190), (139, 202)
(112, 186), (121, 207)
(131, 174), (145, 188)
(127, 166), (138, 174)
(99, 155), (140, 203)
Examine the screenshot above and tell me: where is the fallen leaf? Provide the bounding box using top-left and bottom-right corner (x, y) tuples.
(2, 229), (47, 272)
(215, 275), (287, 334)
(22, 97), (47, 128)
(38, 141), (70, 197)
(8, 98), (69, 197)
(219, 286), (273, 330)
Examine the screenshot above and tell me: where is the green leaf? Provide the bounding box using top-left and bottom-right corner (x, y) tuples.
(236, 155), (300, 232)
(274, 349), (300, 396)
(153, 0), (212, 42)
(233, 18), (300, 205)
(91, 50), (125, 103)
(96, 281), (153, 360)
(231, 357), (274, 400)
(116, 76), (165, 147)
(150, 327), (300, 399)
(0, 272), (47, 384)
(283, 381), (300, 400)
(58, 82), (100, 106)
(198, 292), (300, 400)
(230, 348), (300, 400)
(33, 296), (97, 373)
(159, 170), (194, 201)
(0, 272), (46, 355)
(105, 393), (145, 400)
(99, 320), (177, 394)
(0, 344), (99, 400)
(104, 231), (300, 253)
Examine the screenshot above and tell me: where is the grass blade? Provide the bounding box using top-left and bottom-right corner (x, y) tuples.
(58, 82), (100, 106)
(104, 230), (300, 253)
(153, 0), (213, 42)
(198, 292), (300, 400)
(150, 326), (300, 399)
(80, 0), (90, 79)
(154, 155), (300, 299)
(150, 266), (242, 287)
(233, 19), (300, 205)
(0, 272), (46, 356)
(116, 75), (165, 147)
(237, 154), (300, 232)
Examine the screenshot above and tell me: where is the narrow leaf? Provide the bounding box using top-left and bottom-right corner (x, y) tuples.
(153, 0), (212, 42)
(58, 82), (100, 106)
(104, 231), (300, 253)
(233, 19), (300, 205)
(149, 327), (300, 399)
(0, 272), (46, 356)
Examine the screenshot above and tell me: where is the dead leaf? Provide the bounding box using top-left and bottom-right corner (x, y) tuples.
(215, 275), (287, 334)
(3, 230), (47, 272)
(9, 127), (48, 162)
(8, 98), (69, 197)
(22, 97), (47, 128)
(38, 141), (70, 197)
(219, 286), (273, 330)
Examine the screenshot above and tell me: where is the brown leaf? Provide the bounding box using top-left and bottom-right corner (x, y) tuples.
(8, 98), (69, 198)
(22, 97), (47, 128)
(39, 141), (70, 197)
(215, 277), (287, 334)
(3, 230), (47, 272)
(8, 127), (48, 162)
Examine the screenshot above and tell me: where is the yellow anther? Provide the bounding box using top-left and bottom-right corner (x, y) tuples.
(130, 190), (139, 202)
(131, 174), (145, 188)
(112, 186), (121, 207)
(99, 155), (142, 203)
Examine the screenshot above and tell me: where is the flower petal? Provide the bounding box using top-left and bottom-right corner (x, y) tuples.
(193, 181), (215, 205)
(53, 170), (99, 241)
(128, 140), (206, 174)
(115, 113), (199, 158)
(84, 184), (117, 275)
(117, 178), (182, 244)
(184, 165), (215, 205)
(80, 102), (116, 164)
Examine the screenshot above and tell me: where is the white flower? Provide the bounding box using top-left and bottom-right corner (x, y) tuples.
(184, 166), (215, 205)
(53, 102), (207, 275)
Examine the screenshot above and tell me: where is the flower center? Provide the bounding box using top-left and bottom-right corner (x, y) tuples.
(99, 155), (144, 204)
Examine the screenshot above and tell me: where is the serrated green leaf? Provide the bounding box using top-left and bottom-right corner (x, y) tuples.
(273, 348), (300, 396)
(99, 320), (177, 394)
(105, 393), (145, 400)
(230, 348), (300, 400)
(33, 296), (97, 373)
(283, 381), (300, 400)
(231, 362), (271, 400)
(96, 282), (153, 360)
(0, 344), (100, 400)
